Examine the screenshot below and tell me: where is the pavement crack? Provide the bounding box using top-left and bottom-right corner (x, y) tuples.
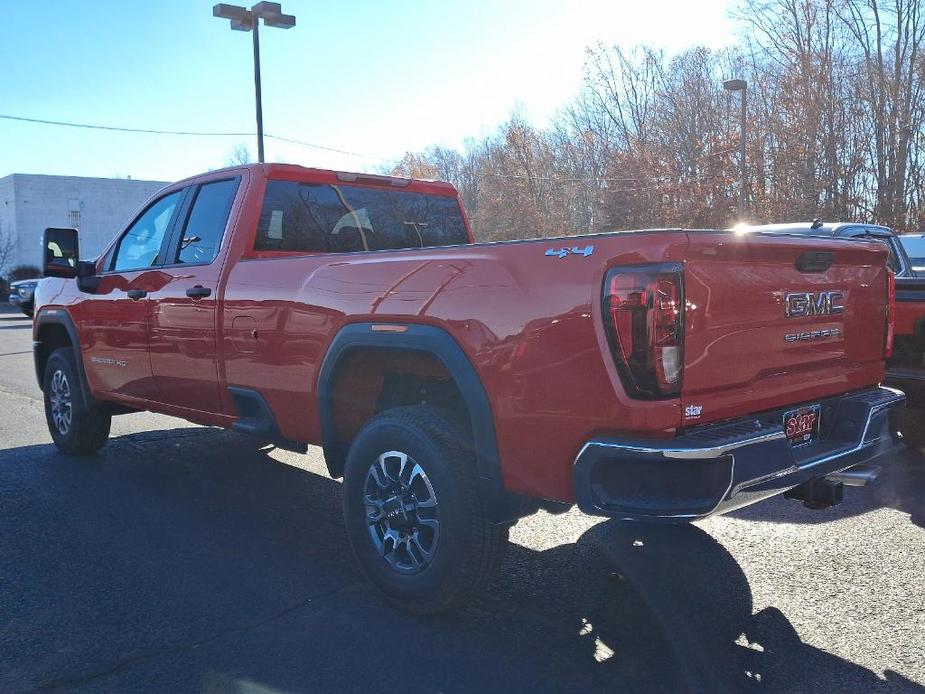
(27, 583), (362, 693)
(0, 381), (41, 403)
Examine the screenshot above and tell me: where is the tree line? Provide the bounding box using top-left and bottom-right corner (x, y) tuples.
(388, 0), (925, 241)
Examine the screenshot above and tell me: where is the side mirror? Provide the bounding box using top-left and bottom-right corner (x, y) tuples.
(75, 260), (102, 293)
(42, 227), (79, 279)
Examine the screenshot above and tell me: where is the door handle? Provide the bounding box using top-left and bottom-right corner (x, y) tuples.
(126, 289), (147, 300)
(186, 286), (212, 299)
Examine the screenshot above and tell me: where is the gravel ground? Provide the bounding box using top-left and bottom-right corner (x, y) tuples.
(0, 306), (922, 693)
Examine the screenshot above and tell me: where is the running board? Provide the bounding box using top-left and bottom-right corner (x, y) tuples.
(229, 387), (308, 454)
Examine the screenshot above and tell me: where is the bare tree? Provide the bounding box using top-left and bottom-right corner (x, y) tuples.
(386, 1), (925, 240)
(0, 227), (16, 278)
(225, 143), (253, 167)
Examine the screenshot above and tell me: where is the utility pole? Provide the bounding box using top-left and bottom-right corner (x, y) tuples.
(251, 16), (264, 163)
(213, 2), (296, 163)
(723, 79), (748, 219)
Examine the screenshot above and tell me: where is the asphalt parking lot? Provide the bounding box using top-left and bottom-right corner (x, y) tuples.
(0, 306), (923, 693)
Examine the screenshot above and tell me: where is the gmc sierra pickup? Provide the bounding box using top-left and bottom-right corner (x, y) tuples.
(744, 221), (925, 446)
(33, 164), (904, 612)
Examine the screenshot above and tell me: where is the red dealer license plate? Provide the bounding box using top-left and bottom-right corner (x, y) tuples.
(783, 404), (821, 447)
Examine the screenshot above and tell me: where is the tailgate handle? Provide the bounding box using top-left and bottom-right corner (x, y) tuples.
(796, 251), (834, 273)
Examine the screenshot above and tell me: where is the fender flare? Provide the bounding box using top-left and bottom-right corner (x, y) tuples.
(316, 322), (511, 520)
(33, 309), (95, 408)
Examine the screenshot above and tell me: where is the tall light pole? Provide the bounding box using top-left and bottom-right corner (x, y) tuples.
(213, 2), (296, 163)
(723, 78), (747, 219)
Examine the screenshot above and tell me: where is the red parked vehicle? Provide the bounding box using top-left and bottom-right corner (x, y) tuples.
(33, 165), (903, 611)
(885, 233), (925, 437)
(885, 270), (925, 444)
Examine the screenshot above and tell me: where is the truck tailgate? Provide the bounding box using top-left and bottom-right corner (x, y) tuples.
(681, 231), (889, 425)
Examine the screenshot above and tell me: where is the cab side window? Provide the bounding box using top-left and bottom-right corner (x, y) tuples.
(175, 179), (239, 265)
(112, 190), (184, 272)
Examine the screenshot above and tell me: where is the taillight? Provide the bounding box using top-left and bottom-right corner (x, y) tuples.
(885, 270), (895, 358)
(603, 263), (684, 398)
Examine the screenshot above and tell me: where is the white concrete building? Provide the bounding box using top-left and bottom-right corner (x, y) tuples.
(0, 174), (168, 273)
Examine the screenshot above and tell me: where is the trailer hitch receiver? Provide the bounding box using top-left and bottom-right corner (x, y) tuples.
(783, 478), (844, 510)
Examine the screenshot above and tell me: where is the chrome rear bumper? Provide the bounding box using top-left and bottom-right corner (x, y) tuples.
(572, 386), (905, 521)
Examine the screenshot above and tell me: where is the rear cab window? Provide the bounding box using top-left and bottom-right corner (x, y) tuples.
(254, 180), (468, 254)
(843, 227), (905, 275)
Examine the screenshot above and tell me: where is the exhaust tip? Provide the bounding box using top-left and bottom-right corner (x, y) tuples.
(827, 464), (881, 487)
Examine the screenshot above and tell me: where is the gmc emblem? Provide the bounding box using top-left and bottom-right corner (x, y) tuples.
(784, 291), (845, 318)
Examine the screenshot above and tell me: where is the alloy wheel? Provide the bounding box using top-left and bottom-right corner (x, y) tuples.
(363, 450), (440, 574)
(49, 369), (72, 436)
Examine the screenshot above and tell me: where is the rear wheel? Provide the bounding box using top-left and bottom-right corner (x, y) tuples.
(342, 406), (508, 614)
(43, 348), (111, 455)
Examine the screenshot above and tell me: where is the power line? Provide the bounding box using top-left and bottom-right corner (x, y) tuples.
(0, 113), (400, 163)
(0, 112), (742, 187)
(0, 113), (252, 138)
(261, 132), (400, 163)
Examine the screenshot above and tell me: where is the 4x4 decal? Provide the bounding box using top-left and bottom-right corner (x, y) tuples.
(545, 245), (594, 259)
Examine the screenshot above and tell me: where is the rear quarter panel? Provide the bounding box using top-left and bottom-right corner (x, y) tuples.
(221, 232), (692, 501)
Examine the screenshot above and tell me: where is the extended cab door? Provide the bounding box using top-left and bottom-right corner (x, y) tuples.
(147, 177), (241, 414)
(80, 189), (187, 401)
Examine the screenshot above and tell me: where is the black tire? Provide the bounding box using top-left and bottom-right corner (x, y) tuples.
(899, 406), (925, 450)
(342, 406), (508, 614)
(43, 347), (111, 455)
(22, 308), (33, 318)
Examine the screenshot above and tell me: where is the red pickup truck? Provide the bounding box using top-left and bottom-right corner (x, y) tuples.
(33, 164), (904, 612)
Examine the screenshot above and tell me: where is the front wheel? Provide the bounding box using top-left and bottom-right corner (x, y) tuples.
(342, 406), (508, 614)
(43, 348), (111, 455)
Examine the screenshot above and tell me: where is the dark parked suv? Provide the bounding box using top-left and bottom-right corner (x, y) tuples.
(8, 279), (39, 317)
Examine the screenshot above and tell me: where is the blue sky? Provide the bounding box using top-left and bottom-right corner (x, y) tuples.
(1, 0), (736, 182)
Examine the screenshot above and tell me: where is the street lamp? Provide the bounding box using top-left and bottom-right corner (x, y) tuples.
(723, 78), (747, 219)
(213, 2), (296, 163)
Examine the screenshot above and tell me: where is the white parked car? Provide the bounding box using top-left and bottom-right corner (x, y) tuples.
(898, 234), (925, 274)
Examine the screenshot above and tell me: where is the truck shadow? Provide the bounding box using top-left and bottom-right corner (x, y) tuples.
(0, 427), (920, 693)
(728, 446), (925, 529)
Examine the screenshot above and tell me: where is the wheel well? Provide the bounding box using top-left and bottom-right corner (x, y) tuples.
(318, 322), (519, 523)
(325, 347), (471, 478)
(35, 323), (73, 389)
